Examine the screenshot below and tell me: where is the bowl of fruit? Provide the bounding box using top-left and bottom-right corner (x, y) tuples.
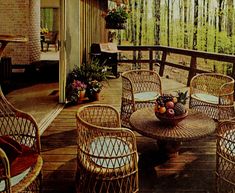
(155, 91), (188, 125)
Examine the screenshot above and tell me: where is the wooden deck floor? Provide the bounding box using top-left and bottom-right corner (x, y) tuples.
(41, 77), (216, 193)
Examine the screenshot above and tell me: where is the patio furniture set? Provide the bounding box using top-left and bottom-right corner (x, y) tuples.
(0, 70), (234, 192)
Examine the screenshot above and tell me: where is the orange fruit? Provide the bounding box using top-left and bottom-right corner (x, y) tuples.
(173, 97), (178, 103)
(159, 106), (166, 114)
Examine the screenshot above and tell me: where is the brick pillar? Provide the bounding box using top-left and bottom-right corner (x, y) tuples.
(29, 0), (41, 63)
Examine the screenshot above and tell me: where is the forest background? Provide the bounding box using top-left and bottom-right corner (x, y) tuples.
(107, 0), (235, 79)
(112, 0), (235, 55)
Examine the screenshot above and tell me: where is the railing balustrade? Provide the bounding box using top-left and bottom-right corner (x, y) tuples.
(118, 45), (235, 86)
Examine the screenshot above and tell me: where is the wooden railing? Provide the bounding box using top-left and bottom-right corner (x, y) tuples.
(117, 45), (235, 86)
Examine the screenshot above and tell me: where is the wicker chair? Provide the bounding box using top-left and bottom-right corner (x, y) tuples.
(76, 104), (139, 193)
(216, 120), (235, 193)
(121, 69), (162, 128)
(0, 86), (43, 192)
(189, 73), (235, 120)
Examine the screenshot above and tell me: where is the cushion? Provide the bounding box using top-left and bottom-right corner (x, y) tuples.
(0, 168), (31, 192)
(10, 145), (38, 177)
(192, 93), (218, 104)
(0, 136), (22, 163)
(134, 92), (159, 102)
(89, 136), (131, 168)
(0, 138), (39, 191)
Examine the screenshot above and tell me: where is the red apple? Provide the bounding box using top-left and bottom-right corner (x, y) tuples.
(166, 108), (175, 117)
(166, 101), (174, 109)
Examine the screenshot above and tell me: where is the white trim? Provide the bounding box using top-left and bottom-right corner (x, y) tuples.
(59, 0), (66, 103)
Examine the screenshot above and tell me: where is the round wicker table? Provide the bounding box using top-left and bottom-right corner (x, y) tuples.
(0, 35), (27, 57)
(130, 108), (216, 155)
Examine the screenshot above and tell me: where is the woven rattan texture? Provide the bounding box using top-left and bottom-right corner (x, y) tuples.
(121, 70), (162, 128)
(216, 120), (235, 193)
(76, 104), (139, 193)
(189, 73), (235, 120)
(130, 108), (216, 141)
(0, 87), (42, 193)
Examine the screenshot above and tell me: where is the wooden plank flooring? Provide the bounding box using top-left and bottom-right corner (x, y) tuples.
(41, 77), (216, 193)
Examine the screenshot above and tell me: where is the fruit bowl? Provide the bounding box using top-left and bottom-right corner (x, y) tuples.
(155, 110), (188, 125)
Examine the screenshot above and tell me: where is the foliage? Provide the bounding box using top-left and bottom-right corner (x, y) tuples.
(66, 58), (108, 103)
(176, 90), (188, 105)
(40, 27), (48, 34)
(104, 5), (129, 23)
(87, 80), (103, 93)
(86, 80), (103, 101)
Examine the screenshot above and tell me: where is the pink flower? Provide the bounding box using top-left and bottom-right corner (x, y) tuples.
(72, 80), (87, 91)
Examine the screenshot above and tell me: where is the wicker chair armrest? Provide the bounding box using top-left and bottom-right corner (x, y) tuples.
(11, 111), (40, 152)
(121, 75), (135, 101)
(0, 148), (11, 192)
(219, 81), (234, 97)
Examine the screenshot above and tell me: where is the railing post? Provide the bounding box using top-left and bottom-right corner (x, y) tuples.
(133, 50), (137, 70)
(159, 51), (167, 77)
(187, 56), (197, 86)
(149, 49), (153, 70)
(231, 63), (235, 99)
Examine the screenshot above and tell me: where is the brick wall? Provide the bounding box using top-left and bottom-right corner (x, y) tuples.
(0, 0), (40, 65)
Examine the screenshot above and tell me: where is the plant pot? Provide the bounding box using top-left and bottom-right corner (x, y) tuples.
(78, 90), (86, 102)
(105, 22), (126, 29)
(88, 92), (100, 101)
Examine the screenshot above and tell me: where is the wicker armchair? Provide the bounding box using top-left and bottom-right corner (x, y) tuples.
(121, 69), (162, 128)
(0, 86), (43, 192)
(216, 120), (235, 193)
(76, 104), (139, 193)
(189, 73), (235, 120)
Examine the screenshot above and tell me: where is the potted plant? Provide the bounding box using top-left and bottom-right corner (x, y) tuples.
(66, 58), (108, 104)
(86, 80), (103, 101)
(66, 80), (87, 104)
(103, 5), (129, 29)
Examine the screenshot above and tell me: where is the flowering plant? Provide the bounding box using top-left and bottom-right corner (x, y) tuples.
(72, 80), (87, 91)
(88, 80), (103, 93)
(66, 80), (87, 104)
(104, 5), (129, 23)
(40, 27), (48, 34)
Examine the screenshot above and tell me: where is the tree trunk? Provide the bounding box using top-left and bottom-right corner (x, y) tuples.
(167, 0), (170, 46)
(218, 0), (224, 32)
(214, 8), (217, 52)
(178, 0), (183, 48)
(192, 0), (198, 50)
(138, 0), (144, 68)
(129, 0), (134, 43)
(133, 0), (137, 46)
(204, 0), (209, 52)
(133, 0), (138, 69)
(170, 0), (175, 46)
(144, 0), (148, 44)
(227, 0), (233, 54)
(184, 0), (188, 48)
(154, 0), (161, 46)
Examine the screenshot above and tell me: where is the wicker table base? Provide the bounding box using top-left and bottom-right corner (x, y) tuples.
(130, 108), (216, 155)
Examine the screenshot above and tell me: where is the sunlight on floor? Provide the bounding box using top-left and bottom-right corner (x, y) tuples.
(40, 51), (59, 61)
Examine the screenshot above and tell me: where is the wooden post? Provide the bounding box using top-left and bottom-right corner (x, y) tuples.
(187, 56), (197, 86)
(149, 49), (153, 70)
(159, 51), (167, 77)
(231, 63), (235, 99)
(133, 50), (137, 70)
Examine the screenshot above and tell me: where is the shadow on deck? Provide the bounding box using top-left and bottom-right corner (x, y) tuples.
(41, 77), (216, 193)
